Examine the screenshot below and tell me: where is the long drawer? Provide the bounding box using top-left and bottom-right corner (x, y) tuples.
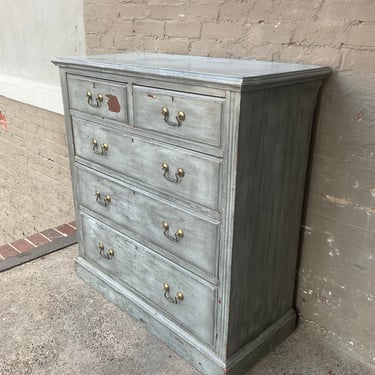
(72, 117), (222, 211)
(133, 85), (224, 147)
(80, 213), (216, 345)
(76, 165), (219, 278)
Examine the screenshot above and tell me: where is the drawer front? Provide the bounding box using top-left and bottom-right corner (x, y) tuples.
(81, 213), (216, 344)
(67, 74), (128, 123)
(76, 166), (219, 278)
(73, 118), (222, 211)
(133, 85), (224, 147)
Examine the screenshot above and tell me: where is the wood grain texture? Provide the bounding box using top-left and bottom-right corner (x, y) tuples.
(80, 212), (217, 345)
(133, 85), (225, 147)
(226, 81), (322, 356)
(67, 74), (128, 123)
(72, 117), (222, 210)
(76, 165), (220, 279)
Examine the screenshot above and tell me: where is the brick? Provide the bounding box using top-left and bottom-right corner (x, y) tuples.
(84, 18), (112, 34)
(340, 49), (375, 74)
(10, 239), (35, 253)
(100, 34), (115, 50)
(271, 0), (318, 21)
(318, 0), (352, 20)
(165, 21), (201, 39)
(40, 228), (64, 241)
(86, 34), (100, 50)
(350, 0), (375, 22)
(244, 23), (267, 45)
(149, 4), (184, 20)
(347, 24), (375, 47)
(110, 19), (134, 35)
(27, 233), (50, 247)
(279, 45), (340, 68)
(134, 20), (165, 37)
(248, 43), (281, 61)
(202, 22), (244, 39)
(55, 224), (76, 236)
(142, 37), (189, 54)
(118, 4), (151, 19)
(219, 3), (250, 21)
(293, 19), (347, 47)
(0, 244), (19, 259)
(114, 36), (143, 50)
(69, 221), (77, 228)
(262, 22), (294, 44)
(85, 3), (123, 21)
(185, 4), (219, 20)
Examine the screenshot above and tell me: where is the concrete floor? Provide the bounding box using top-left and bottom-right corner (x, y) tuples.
(0, 245), (374, 375)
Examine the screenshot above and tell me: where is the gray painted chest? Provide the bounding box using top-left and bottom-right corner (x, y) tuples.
(53, 53), (330, 374)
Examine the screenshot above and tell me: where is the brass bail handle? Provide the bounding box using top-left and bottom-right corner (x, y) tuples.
(162, 222), (184, 242)
(161, 163), (185, 183)
(163, 283), (184, 304)
(98, 242), (114, 260)
(92, 139), (109, 155)
(87, 91), (104, 108)
(161, 107), (185, 127)
(95, 190), (111, 206)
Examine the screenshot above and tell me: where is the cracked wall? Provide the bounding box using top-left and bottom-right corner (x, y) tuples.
(83, 0), (375, 365)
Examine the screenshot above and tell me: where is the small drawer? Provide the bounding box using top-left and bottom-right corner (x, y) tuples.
(133, 85), (224, 147)
(67, 74), (128, 123)
(72, 118), (222, 211)
(80, 213), (216, 345)
(76, 166), (219, 279)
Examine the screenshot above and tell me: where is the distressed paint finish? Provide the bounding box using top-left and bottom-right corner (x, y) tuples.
(53, 53), (330, 374)
(72, 117), (222, 211)
(80, 213), (217, 345)
(67, 74), (128, 122)
(76, 165), (220, 279)
(227, 81), (321, 355)
(133, 85), (225, 147)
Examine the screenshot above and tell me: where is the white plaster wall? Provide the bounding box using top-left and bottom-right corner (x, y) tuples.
(0, 0), (86, 113)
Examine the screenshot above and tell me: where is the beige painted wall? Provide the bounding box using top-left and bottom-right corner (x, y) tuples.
(83, 0), (375, 365)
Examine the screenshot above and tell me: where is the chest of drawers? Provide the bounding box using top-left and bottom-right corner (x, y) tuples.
(53, 53), (330, 374)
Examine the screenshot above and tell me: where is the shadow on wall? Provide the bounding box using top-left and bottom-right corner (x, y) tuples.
(297, 71), (375, 359)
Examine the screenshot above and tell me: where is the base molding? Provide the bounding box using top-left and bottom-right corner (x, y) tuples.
(76, 257), (296, 374)
(0, 73), (63, 114)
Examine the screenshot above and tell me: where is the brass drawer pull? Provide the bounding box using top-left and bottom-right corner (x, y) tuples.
(95, 190), (111, 206)
(98, 242), (114, 260)
(87, 91), (104, 108)
(163, 283), (184, 304)
(92, 139), (109, 155)
(161, 107), (185, 127)
(161, 163), (185, 183)
(162, 222), (184, 242)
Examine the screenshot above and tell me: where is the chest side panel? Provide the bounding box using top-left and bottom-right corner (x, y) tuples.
(227, 81), (322, 356)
